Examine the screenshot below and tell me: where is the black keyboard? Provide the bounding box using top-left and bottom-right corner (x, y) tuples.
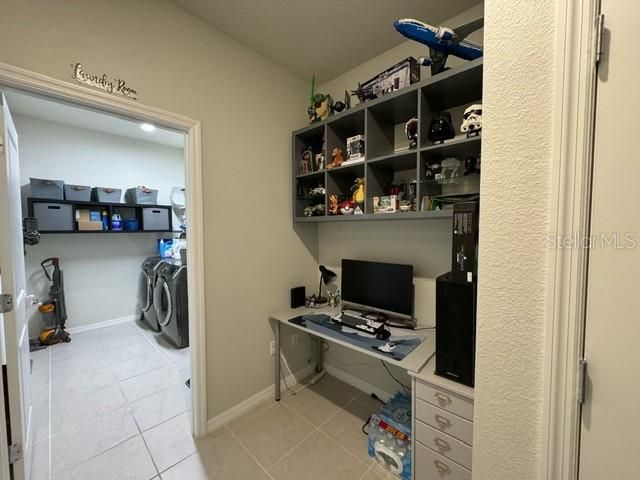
(334, 311), (384, 335)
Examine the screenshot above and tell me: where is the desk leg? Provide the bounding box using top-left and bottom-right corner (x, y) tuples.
(274, 321), (281, 401)
(315, 336), (324, 373)
(310, 336), (327, 385)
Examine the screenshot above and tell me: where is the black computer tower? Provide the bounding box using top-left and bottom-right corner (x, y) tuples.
(435, 272), (477, 387)
(435, 201), (479, 387)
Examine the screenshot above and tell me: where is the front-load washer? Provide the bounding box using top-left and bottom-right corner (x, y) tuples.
(139, 256), (162, 331)
(153, 260), (189, 348)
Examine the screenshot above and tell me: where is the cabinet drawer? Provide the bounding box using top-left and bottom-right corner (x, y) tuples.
(415, 380), (474, 421)
(415, 421), (472, 469)
(415, 442), (471, 480)
(415, 399), (473, 445)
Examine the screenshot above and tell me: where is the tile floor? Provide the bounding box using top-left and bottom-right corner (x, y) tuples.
(30, 320), (191, 480)
(30, 321), (396, 480)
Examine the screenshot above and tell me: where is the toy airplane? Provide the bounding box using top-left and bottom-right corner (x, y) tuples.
(393, 17), (483, 75)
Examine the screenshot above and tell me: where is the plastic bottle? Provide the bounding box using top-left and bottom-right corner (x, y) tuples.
(111, 212), (122, 231)
(101, 210), (109, 231)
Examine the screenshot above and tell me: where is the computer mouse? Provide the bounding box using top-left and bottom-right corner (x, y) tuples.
(376, 328), (391, 340)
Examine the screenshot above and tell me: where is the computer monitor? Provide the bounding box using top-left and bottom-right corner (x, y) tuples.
(341, 259), (414, 318)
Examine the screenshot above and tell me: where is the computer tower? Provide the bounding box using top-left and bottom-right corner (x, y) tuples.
(435, 272), (477, 387)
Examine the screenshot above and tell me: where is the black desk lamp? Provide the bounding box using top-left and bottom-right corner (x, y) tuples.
(316, 265), (337, 304)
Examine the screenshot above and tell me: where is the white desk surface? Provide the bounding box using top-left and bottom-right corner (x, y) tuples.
(409, 355), (475, 400)
(269, 306), (435, 373)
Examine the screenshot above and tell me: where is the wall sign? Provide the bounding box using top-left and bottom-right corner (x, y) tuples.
(70, 62), (138, 100)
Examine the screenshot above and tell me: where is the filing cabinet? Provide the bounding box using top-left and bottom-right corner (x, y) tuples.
(411, 357), (474, 479)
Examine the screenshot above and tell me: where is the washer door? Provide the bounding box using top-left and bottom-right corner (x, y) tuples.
(138, 271), (153, 312)
(154, 277), (173, 327)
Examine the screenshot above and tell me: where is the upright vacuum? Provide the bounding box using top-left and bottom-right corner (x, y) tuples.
(38, 257), (71, 345)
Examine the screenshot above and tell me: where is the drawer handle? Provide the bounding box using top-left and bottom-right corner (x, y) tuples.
(434, 459), (451, 476)
(434, 392), (452, 406)
(434, 437), (452, 453)
(435, 414), (452, 430)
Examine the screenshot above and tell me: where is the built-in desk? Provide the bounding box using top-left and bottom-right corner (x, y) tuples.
(269, 306), (435, 401)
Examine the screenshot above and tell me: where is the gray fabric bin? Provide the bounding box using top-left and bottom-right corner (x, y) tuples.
(64, 184), (92, 202)
(92, 187), (122, 203)
(33, 203), (74, 231)
(125, 187), (158, 205)
(30, 178), (64, 200)
(142, 208), (170, 231)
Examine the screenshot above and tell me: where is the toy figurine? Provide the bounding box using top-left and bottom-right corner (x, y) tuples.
(327, 147), (344, 170)
(308, 75), (333, 123)
(428, 111), (455, 144)
(352, 178), (365, 206)
(405, 117), (418, 149)
(329, 194), (339, 215)
(332, 90), (351, 114)
(464, 156), (481, 175)
(300, 147), (313, 174)
(461, 104), (482, 136)
(338, 200), (356, 215)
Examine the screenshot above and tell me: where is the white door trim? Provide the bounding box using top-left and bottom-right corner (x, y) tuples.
(0, 62), (208, 439)
(541, 1), (600, 478)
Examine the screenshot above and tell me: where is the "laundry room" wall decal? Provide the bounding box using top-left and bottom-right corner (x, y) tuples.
(70, 62), (138, 100)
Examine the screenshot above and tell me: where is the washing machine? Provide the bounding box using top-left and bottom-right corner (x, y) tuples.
(138, 256), (162, 331)
(153, 260), (189, 348)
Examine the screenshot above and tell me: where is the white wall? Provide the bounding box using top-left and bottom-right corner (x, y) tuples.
(472, 1), (557, 478)
(0, 0), (319, 420)
(15, 114), (184, 336)
(317, 3), (483, 397)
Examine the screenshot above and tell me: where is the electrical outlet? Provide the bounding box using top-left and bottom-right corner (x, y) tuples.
(291, 333), (300, 347)
(269, 341), (275, 356)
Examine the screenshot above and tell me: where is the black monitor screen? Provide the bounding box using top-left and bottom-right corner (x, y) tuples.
(341, 259), (414, 316)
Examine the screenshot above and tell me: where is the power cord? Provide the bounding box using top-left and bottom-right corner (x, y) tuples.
(381, 360), (410, 393)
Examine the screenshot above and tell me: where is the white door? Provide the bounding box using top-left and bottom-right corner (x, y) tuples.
(579, 2), (640, 478)
(0, 94), (33, 480)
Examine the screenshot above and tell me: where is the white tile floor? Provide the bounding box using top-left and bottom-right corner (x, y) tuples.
(30, 321), (399, 480)
(30, 320), (191, 480)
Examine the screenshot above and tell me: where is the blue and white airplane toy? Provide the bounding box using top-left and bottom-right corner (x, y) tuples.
(393, 17), (483, 75)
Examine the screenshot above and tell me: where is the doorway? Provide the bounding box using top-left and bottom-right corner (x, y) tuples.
(0, 64), (206, 480)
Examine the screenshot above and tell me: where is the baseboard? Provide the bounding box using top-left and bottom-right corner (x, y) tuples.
(206, 363), (316, 434)
(66, 314), (138, 334)
(324, 363), (395, 403)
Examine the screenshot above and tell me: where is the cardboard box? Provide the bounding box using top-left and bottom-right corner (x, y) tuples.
(373, 195), (398, 213)
(78, 221), (103, 231)
(76, 208), (102, 222)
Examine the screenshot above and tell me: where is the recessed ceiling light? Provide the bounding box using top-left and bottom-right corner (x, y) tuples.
(140, 123), (155, 132)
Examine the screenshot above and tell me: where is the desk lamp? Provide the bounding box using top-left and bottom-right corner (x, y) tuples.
(316, 265), (337, 304)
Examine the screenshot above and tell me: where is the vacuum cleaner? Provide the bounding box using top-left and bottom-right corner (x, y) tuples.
(38, 257), (71, 345)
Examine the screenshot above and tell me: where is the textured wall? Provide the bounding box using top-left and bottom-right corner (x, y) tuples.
(472, 0), (557, 478)
(0, 0), (319, 420)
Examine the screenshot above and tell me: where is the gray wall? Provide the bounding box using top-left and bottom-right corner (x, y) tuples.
(16, 115), (185, 336)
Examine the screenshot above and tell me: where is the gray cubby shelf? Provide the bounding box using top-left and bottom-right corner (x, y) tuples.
(292, 58), (483, 223)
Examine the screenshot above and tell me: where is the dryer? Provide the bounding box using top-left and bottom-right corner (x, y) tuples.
(139, 256), (162, 331)
(153, 260), (189, 348)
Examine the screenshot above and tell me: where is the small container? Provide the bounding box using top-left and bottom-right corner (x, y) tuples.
(123, 218), (140, 231)
(30, 178), (64, 200)
(92, 187), (122, 203)
(125, 187), (158, 205)
(111, 213), (123, 231)
(64, 184), (91, 202)
(101, 210), (109, 231)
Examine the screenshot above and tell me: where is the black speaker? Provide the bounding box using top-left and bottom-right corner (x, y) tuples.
(435, 272), (477, 387)
(290, 286), (306, 308)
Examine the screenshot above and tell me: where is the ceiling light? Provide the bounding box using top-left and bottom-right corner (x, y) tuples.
(140, 123), (155, 132)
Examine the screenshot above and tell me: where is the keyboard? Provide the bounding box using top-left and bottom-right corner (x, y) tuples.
(333, 310), (384, 335)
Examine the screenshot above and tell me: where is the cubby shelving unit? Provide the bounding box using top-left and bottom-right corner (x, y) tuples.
(27, 197), (174, 234)
(292, 58), (483, 222)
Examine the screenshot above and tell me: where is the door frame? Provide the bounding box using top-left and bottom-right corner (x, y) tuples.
(541, 0), (601, 478)
(0, 62), (208, 439)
